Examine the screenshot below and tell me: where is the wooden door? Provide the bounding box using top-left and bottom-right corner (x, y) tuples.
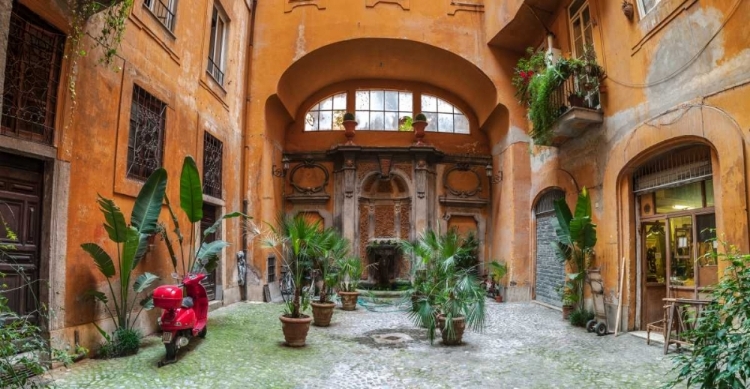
(0, 152), (44, 321)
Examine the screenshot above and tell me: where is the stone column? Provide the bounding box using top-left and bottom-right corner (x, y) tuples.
(340, 149), (358, 245)
(413, 152), (429, 234)
(0, 0), (13, 116)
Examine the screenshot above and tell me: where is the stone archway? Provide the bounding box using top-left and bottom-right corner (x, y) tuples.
(532, 189), (566, 307)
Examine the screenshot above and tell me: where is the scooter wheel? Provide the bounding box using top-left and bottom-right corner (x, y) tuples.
(164, 337), (178, 361)
(586, 320), (597, 333)
(198, 325), (207, 339)
(595, 322), (608, 336)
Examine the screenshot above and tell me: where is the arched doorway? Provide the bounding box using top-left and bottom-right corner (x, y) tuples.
(534, 189), (566, 307)
(634, 145), (717, 326)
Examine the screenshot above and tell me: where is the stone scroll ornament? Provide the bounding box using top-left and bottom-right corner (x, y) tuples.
(443, 163), (482, 198)
(289, 160), (330, 195)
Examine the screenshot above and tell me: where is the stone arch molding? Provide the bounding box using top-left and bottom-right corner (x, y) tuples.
(357, 169), (414, 198)
(276, 38), (499, 126)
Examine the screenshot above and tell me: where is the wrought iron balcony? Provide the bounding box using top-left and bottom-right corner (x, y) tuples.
(207, 58), (225, 86)
(548, 72), (603, 145)
(145, 0), (176, 32)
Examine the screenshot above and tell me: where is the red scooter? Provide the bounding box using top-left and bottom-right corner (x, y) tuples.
(153, 273), (209, 367)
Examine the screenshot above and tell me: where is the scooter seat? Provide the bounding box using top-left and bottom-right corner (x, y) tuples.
(182, 297), (194, 308)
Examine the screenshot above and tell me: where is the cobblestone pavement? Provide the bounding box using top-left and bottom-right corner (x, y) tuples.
(49, 301), (679, 388)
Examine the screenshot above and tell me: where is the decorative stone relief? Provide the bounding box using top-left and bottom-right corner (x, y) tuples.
(374, 205), (395, 238)
(284, 0), (327, 13)
(359, 202), (370, 260)
(289, 160), (329, 195)
(393, 163), (413, 180)
(358, 162), (379, 181)
(443, 163), (482, 198)
(447, 0), (484, 15)
(400, 202), (411, 240)
(366, 0), (410, 10)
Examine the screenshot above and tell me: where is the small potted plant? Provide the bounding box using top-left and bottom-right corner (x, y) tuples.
(263, 215), (322, 347)
(335, 256), (364, 311)
(310, 228), (349, 326)
(488, 260), (508, 302)
(342, 112), (357, 145)
(412, 113), (428, 145)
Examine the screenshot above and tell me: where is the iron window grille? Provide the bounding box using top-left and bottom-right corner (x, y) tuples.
(1, 4), (65, 145)
(202, 132), (223, 198)
(633, 145), (713, 194)
(127, 85), (166, 181)
(207, 6), (227, 86)
(143, 0), (176, 32)
(267, 255), (276, 283)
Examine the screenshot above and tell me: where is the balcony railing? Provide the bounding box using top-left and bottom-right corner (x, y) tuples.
(550, 73), (600, 118)
(207, 58), (225, 86)
(146, 0), (176, 32)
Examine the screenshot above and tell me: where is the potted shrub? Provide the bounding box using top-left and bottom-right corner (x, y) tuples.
(488, 260), (508, 302)
(402, 229), (486, 345)
(335, 257), (365, 310)
(412, 113), (428, 145)
(342, 112), (357, 145)
(263, 215), (323, 347)
(310, 227), (349, 326)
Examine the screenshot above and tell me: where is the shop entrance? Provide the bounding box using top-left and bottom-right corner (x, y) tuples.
(634, 145), (717, 327)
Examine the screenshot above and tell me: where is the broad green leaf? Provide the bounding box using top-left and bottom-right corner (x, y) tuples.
(552, 198), (572, 240)
(131, 168), (167, 234)
(120, 226), (141, 289)
(139, 296), (154, 310)
(85, 290), (109, 304)
(81, 243), (115, 278)
(195, 240), (229, 273)
(203, 212), (248, 238)
(97, 195), (128, 243)
(574, 186), (591, 220)
(133, 272), (159, 293)
(92, 322), (110, 341)
(132, 233), (149, 270)
(179, 156), (203, 223)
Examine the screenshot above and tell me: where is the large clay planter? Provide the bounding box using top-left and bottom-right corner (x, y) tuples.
(279, 314), (312, 347)
(338, 291), (359, 311)
(412, 120), (428, 145)
(311, 301), (335, 327)
(562, 305), (574, 321)
(437, 315), (466, 346)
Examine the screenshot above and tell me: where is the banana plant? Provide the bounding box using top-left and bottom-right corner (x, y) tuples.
(82, 168), (167, 331)
(551, 186), (597, 310)
(158, 156), (247, 276)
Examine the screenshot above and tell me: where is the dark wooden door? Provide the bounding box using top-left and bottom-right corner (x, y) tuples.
(0, 152), (44, 320)
(199, 203), (218, 300)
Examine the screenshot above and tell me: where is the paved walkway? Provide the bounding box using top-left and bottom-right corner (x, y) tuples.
(49, 301), (678, 388)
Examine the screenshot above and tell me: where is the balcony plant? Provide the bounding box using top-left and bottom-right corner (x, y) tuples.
(335, 256), (365, 311)
(310, 227), (349, 326)
(401, 229), (486, 345)
(551, 187), (597, 316)
(512, 46), (604, 146)
(262, 215), (323, 347)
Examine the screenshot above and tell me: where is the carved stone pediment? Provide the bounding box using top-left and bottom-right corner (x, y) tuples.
(286, 160), (331, 204)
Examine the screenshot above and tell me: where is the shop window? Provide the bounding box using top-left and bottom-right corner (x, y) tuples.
(420, 94), (469, 134)
(203, 132), (223, 198)
(144, 0), (177, 31)
(705, 179), (714, 207)
(1, 4), (65, 145)
(207, 5), (228, 86)
(127, 85), (166, 181)
(568, 0), (593, 58)
(636, 0), (662, 18)
(305, 93), (347, 131)
(355, 90), (413, 131)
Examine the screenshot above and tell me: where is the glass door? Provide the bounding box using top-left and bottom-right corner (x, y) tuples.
(642, 221), (667, 325)
(668, 216), (694, 298)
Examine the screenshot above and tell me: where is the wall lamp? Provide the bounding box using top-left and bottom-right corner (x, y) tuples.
(486, 163), (502, 184)
(272, 156), (290, 178)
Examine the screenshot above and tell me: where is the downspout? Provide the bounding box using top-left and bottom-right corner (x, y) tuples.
(239, 0), (258, 301)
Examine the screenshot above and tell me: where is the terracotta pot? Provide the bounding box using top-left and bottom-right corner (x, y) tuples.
(279, 314), (312, 347)
(568, 94), (585, 108)
(343, 120), (357, 145)
(437, 315), (466, 345)
(494, 295), (503, 303)
(412, 120), (428, 145)
(562, 305), (574, 321)
(311, 301), (335, 327)
(338, 291), (359, 311)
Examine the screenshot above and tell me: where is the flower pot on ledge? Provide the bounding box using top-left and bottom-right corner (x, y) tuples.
(343, 120), (357, 145)
(412, 120), (428, 145)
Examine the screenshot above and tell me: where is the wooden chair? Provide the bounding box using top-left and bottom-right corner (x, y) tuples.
(646, 303), (672, 346)
(662, 298), (711, 354)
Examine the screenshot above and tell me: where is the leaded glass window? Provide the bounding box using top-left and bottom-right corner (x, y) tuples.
(355, 90), (413, 131)
(420, 94), (469, 134)
(305, 93), (347, 131)
(127, 85), (166, 181)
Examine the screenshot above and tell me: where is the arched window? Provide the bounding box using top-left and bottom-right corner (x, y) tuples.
(420, 94), (469, 134)
(305, 93), (347, 131)
(355, 90), (413, 131)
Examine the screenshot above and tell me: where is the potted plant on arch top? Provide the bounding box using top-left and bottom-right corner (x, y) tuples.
(263, 214), (323, 347)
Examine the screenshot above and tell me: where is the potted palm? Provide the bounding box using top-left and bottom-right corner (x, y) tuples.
(402, 229), (486, 345)
(488, 260), (508, 302)
(335, 257), (365, 311)
(310, 227), (349, 326)
(263, 215), (322, 347)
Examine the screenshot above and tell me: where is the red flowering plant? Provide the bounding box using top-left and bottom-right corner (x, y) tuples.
(511, 47), (547, 105)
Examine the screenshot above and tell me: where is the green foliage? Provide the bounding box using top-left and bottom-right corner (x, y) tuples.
(311, 227), (350, 303)
(398, 116), (413, 132)
(343, 112), (355, 121)
(82, 169), (167, 332)
(415, 113), (427, 121)
(488, 260), (508, 284)
(158, 156), (247, 276)
(95, 327), (142, 359)
(453, 231), (479, 272)
(263, 215), (326, 318)
(512, 45), (604, 145)
(568, 308), (595, 327)
(401, 229), (486, 344)
(552, 187), (596, 311)
(666, 241), (750, 389)
(335, 257), (365, 292)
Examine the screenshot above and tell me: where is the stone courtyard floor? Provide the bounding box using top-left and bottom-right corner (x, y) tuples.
(49, 301), (679, 388)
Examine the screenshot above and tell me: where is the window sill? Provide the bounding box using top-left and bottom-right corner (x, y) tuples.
(199, 75), (229, 111)
(143, 5), (177, 40)
(631, 0), (697, 55)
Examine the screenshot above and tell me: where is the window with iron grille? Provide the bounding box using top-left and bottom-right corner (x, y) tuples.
(267, 255), (276, 283)
(143, 0), (177, 31)
(1, 4), (65, 145)
(202, 132), (223, 198)
(207, 5), (227, 86)
(127, 85), (166, 181)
